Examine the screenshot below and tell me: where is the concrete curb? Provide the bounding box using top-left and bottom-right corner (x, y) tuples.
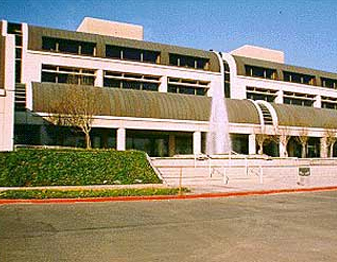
(1, 186), (337, 205)
(0, 184), (167, 191)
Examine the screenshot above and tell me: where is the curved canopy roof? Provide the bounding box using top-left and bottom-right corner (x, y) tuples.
(32, 82), (337, 129)
(272, 103), (337, 129)
(32, 82), (259, 124)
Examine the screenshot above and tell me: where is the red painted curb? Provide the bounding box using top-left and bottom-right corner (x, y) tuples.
(1, 186), (337, 205)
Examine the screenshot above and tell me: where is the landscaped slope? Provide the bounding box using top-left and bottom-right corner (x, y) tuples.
(0, 149), (161, 187)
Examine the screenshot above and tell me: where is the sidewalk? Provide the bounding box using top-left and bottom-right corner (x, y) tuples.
(1, 182), (337, 205)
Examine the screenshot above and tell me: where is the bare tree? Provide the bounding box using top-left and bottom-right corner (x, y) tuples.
(256, 134), (270, 155)
(296, 128), (309, 158)
(324, 129), (337, 158)
(279, 127), (291, 157)
(47, 85), (102, 149)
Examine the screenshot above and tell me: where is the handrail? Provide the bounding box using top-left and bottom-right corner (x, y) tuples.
(146, 153), (167, 185)
(194, 153), (230, 184)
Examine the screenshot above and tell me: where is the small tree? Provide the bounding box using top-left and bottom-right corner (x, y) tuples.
(324, 129), (337, 158)
(279, 127), (291, 157)
(256, 134), (270, 155)
(297, 128), (309, 158)
(47, 85), (102, 149)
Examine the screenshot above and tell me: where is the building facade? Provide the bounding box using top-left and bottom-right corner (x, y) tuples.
(1, 18), (337, 158)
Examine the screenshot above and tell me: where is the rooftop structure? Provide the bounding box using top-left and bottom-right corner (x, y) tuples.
(231, 45), (285, 63)
(76, 17), (144, 40)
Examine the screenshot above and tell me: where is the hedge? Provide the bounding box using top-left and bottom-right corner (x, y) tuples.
(0, 148), (161, 187)
(0, 188), (189, 199)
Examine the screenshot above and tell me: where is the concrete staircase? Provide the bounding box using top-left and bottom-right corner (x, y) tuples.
(151, 156), (264, 188)
(150, 156), (337, 192)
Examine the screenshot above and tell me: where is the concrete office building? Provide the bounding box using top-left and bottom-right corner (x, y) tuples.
(1, 17), (337, 158)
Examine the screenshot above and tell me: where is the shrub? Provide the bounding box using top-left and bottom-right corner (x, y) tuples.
(0, 188), (189, 199)
(0, 149), (161, 187)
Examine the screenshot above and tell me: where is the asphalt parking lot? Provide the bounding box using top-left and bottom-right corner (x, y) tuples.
(1, 191), (337, 262)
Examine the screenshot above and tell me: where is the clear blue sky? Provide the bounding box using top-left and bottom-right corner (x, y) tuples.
(0, 0), (336, 73)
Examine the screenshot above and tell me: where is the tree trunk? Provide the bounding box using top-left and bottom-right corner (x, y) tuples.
(301, 143), (306, 158)
(282, 144), (288, 157)
(85, 132), (91, 149)
(258, 142), (264, 155)
(280, 136), (289, 157)
(330, 143), (335, 158)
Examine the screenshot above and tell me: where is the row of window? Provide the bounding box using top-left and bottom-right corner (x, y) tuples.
(169, 54), (209, 70)
(8, 23), (23, 84)
(246, 87), (318, 107)
(103, 71), (160, 91)
(224, 62), (231, 98)
(246, 87), (277, 102)
(245, 65), (277, 80)
(41, 37), (210, 71)
(42, 37), (96, 56)
(41, 65), (95, 85)
(40, 65), (210, 96)
(322, 96), (337, 110)
(106, 45), (160, 64)
(247, 87), (337, 111)
(245, 65), (337, 89)
(167, 78), (209, 96)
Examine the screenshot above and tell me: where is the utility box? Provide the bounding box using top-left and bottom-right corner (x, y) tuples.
(298, 167), (310, 186)
(299, 167), (310, 177)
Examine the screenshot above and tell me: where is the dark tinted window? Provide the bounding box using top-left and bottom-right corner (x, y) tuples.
(169, 54), (209, 70)
(143, 50), (159, 63)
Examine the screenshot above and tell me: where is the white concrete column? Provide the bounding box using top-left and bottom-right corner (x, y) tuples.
(314, 95), (321, 108)
(21, 23), (28, 84)
(95, 69), (103, 87)
(159, 75), (167, 93)
(1, 20), (7, 36)
(0, 34), (15, 152)
(168, 135), (175, 156)
(320, 137), (328, 158)
(193, 131), (202, 155)
(275, 90), (283, 104)
(249, 134), (256, 155)
(117, 128), (126, 151)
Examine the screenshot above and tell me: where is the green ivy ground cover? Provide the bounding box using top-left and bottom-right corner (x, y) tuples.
(0, 149), (161, 187)
(0, 188), (189, 199)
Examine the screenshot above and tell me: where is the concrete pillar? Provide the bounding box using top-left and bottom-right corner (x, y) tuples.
(159, 75), (168, 93)
(116, 128), (126, 151)
(0, 34), (15, 152)
(40, 125), (50, 145)
(314, 95), (321, 108)
(21, 23), (28, 84)
(193, 131), (202, 155)
(95, 69), (103, 87)
(168, 134), (175, 156)
(320, 136), (328, 158)
(249, 134), (256, 155)
(156, 139), (165, 157)
(275, 90), (283, 104)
